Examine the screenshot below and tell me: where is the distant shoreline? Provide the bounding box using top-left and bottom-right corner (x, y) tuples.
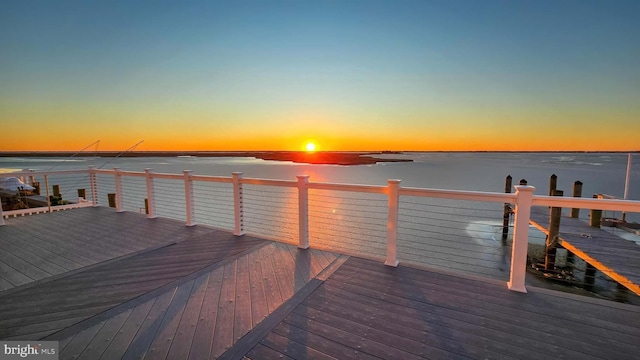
(0, 151), (414, 166)
(0, 150), (638, 166)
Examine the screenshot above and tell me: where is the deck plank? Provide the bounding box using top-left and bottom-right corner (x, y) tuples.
(187, 267), (224, 360)
(0, 249), (52, 279)
(271, 321), (380, 360)
(143, 279), (195, 360)
(248, 247), (269, 327)
(245, 342), (296, 360)
(259, 331), (336, 360)
(165, 272), (210, 360)
(258, 244), (285, 313)
(77, 308), (133, 360)
(120, 288), (177, 360)
(211, 260), (238, 358)
(59, 321), (107, 360)
(234, 254), (253, 342)
(269, 243), (296, 300)
(98, 298), (155, 360)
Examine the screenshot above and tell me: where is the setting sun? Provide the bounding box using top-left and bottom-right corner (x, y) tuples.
(305, 142), (317, 152)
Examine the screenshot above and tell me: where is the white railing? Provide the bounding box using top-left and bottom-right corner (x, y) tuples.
(2, 167), (639, 293)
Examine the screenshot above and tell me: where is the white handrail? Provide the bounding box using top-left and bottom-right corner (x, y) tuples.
(400, 187), (516, 203)
(308, 182), (387, 194)
(532, 195), (640, 212)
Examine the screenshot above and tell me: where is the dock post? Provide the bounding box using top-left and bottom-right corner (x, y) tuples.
(184, 170), (195, 226)
(549, 174), (557, 196)
(507, 181), (535, 293)
(144, 169), (157, 218)
(33, 182), (41, 195)
(108, 193), (116, 208)
(584, 263), (597, 292)
(114, 167), (124, 212)
(89, 166), (98, 207)
(232, 172), (245, 236)
(297, 175), (310, 249)
(502, 175), (513, 245)
(570, 181), (582, 218)
(45, 175), (51, 213)
(590, 194), (602, 228)
(385, 179), (401, 267)
(623, 153), (632, 222)
(0, 199), (5, 226)
(545, 190), (563, 270)
(53, 185), (61, 197)
(77, 189), (86, 200)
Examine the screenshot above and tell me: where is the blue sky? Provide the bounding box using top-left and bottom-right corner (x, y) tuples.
(1, 0), (639, 151)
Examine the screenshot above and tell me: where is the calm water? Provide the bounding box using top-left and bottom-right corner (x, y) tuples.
(2, 151), (638, 200)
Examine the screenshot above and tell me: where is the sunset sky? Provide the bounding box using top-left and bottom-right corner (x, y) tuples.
(1, 1), (639, 152)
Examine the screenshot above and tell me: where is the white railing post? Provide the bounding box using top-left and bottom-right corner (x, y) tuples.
(88, 166), (98, 207)
(184, 170), (195, 226)
(114, 167), (124, 213)
(507, 184), (535, 293)
(385, 179), (401, 267)
(145, 168), (157, 219)
(297, 175), (310, 249)
(232, 172), (245, 236)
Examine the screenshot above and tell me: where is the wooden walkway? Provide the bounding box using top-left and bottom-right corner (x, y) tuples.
(1, 208), (639, 359)
(530, 207), (640, 296)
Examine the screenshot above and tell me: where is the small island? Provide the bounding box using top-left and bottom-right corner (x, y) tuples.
(0, 151), (413, 166)
(255, 152), (412, 165)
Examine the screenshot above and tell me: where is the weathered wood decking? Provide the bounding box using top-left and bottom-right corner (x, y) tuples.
(0, 207), (216, 291)
(529, 206), (640, 296)
(1, 208), (639, 359)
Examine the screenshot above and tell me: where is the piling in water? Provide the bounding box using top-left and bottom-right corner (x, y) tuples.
(502, 175), (512, 245)
(545, 189), (563, 270)
(108, 193), (116, 208)
(570, 181), (582, 218)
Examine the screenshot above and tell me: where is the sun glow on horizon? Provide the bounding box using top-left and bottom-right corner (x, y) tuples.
(305, 142), (317, 152)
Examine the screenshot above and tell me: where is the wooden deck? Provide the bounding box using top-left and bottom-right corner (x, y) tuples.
(1, 208), (639, 359)
(529, 206), (640, 296)
(0, 207), (217, 291)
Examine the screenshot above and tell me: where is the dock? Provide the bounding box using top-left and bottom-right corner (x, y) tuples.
(529, 206), (640, 296)
(1, 208), (639, 359)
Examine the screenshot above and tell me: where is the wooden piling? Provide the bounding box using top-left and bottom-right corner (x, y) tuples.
(549, 174), (557, 196)
(590, 194), (602, 228)
(501, 175), (513, 245)
(545, 189), (563, 270)
(519, 179), (528, 186)
(584, 263), (597, 292)
(53, 185), (61, 197)
(570, 181), (582, 218)
(108, 193), (116, 208)
(33, 182), (40, 195)
(77, 189), (86, 200)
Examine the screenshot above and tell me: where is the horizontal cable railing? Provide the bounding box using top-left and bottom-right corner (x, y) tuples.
(243, 184), (298, 243)
(397, 197), (514, 280)
(2, 167), (639, 294)
(308, 188), (388, 259)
